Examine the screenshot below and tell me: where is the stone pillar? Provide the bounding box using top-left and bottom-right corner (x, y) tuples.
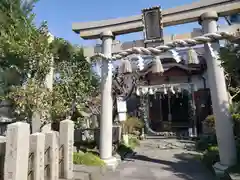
(45, 131), (59, 180)
(59, 120), (74, 179)
(199, 11), (236, 166)
(30, 133), (45, 180)
(4, 122), (30, 180)
(99, 31), (117, 167)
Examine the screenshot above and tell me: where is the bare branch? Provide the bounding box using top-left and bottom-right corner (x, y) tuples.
(230, 89), (240, 101)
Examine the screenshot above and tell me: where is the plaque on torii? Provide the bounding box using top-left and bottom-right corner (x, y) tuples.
(142, 6), (164, 48)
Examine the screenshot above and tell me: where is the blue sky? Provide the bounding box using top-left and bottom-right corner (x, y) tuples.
(33, 0), (227, 47)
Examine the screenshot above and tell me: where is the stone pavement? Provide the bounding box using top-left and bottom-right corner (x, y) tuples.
(101, 138), (215, 180)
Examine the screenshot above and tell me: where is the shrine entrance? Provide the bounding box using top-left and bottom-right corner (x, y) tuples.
(171, 92), (189, 126)
(149, 90), (190, 132)
(137, 83), (197, 137)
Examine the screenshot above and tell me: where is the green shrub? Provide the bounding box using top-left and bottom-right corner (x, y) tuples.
(117, 143), (134, 158)
(117, 136), (140, 157)
(129, 136), (140, 149)
(195, 139), (210, 152)
(202, 113), (240, 137)
(202, 115), (215, 134)
(230, 102), (240, 114)
(117, 144), (134, 154)
(208, 145), (218, 151)
(73, 152), (105, 166)
(202, 146), (219, 169)
(195, 135), (217, 152)
(123, 116), (144, 134)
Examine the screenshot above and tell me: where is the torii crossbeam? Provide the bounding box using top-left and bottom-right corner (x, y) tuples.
(72, 0), (240, 39)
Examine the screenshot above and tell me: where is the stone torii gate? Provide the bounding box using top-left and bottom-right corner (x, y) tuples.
(72, 0), (240, 167)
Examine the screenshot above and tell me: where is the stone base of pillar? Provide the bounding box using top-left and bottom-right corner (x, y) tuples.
(103, 157), (118, 170)
(213, 162), (229, 179)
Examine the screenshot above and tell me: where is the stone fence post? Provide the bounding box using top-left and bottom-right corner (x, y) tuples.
(4, 122), (30, 180)
(45, 131), (59, 180)
(29, 133), (45, 180)
(59, 119), (74, 179)
(1, 121), (74, 180)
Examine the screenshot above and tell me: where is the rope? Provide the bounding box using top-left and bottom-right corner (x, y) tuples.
(92, 31), (239, 60)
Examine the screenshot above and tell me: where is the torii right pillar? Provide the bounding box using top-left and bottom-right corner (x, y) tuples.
(199, 11), (236, 166)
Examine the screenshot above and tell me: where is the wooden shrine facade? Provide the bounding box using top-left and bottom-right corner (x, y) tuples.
(133, 49), (213, 134)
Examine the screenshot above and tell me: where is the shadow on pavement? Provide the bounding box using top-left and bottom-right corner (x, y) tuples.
(125, 152), (214, 180)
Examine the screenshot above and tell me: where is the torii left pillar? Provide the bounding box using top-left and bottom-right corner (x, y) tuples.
(99, 31), (117, 168)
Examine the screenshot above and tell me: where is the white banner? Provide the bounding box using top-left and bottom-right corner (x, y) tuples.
(116, 97), (127, 113)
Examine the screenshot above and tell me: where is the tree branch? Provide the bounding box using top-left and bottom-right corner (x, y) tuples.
(231, 89), (240, 101)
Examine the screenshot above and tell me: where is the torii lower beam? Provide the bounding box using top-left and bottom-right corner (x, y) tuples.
(72, 0), (240, 39)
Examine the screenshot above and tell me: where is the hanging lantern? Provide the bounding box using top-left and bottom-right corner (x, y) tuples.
(152, 56), (164, 74)
(120, 58), (132, 74)
(187, 48), (199, 64)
